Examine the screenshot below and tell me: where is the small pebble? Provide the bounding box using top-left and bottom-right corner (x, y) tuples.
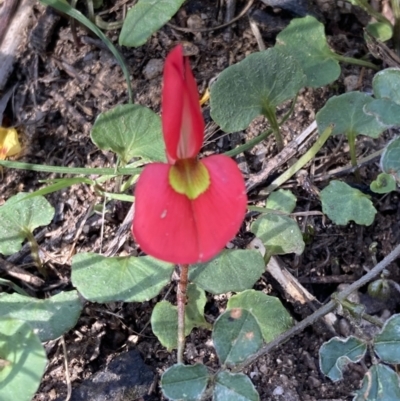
(143, 59), (164, 80)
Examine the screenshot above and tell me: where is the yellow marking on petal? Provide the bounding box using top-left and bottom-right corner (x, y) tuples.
(0, 127), (21, 160)
(169, 159), (210, 200)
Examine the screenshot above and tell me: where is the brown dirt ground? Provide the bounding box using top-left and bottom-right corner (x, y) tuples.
(1, 0), (400, 400)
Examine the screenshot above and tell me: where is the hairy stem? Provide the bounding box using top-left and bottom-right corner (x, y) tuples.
(177, 264), (189, 364)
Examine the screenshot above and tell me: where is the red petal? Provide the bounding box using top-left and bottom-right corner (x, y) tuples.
(162, 45), (204, 163)
(132, 156), (247, 264)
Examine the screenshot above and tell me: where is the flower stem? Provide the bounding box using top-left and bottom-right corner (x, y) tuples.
(347, 131), (361, 181)
(177, 263), (189, 364)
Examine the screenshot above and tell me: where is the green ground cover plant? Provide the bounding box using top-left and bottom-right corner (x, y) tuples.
(1, 3), (400, 401)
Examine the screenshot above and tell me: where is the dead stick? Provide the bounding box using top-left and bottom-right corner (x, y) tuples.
(177, 263), (189, 364)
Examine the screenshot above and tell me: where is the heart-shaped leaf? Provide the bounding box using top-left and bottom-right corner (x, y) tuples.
(370, 172), (397, 194)
(316, 91), (385, 139)
(0, 193), (54, 255)
(210, 47), (305, 132)
(366, 22), (393, 41)
(0, 317), (47, 401)
(374, 314), (400, 364)
(0, 291), (83, 342)
(161, 363), (209, 401)
(227, 290), (293, 343)
(319, 336), (367, 381)
(213, 308), (262, 367)
(353, 364), (400, 401)
(250, 214), (305, 257)
(276, 15), (340, 87)
(189, 250), (265, 295)
(266, 189), (297, 213)
(91, 104), (165, 165)
(119, 0), (185, 48)
(71, 253), (174, 302)
(213, 371), (259, 401)
(320, 181), (377, 226)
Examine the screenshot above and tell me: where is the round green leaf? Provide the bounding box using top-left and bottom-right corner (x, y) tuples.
(364, 98), (400, 127)
(320, 181), (377, 226)
(381, 136), (400, 182)
(0, 317), (47, 401)
(214, 371), (259, 401)
(353, 364), (400, 401)
(210, 47), (305, 132)
(370, 173), (397, 194)
(250, 214), (305, 256)
(161, 363), (209, 401)
(213, 308), (262, 367)
(0, 193), (54, 255)
(0, 291), (83, 342)
(372, 68), (400, 104)
(227, 290), (293, 343)
(366, 22), (393, 42)
(189, 250), (265, 295)
(71, 253), (174, 302)
(316, 92), (385, 139)
(374, 314), (400, 364)
(319, 336), (367, 382)
(90, 104), (165, 164)
(275, 15), (340, 88)
(151, 284), (210, 351)
(266, 189), (297, 213)
(119, 0), (185, 48)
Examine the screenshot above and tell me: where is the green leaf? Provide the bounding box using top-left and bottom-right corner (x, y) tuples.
(320, 181), (377, 226)
(370, 173), (397, 194)
(0, 291), (83, 342)
(319, 336), (367, 381)
(161, 363), (209, 401)
(353, 364), (400, 401)
(214, 371), (259, 401)
(374, 314), (400, 364)
(250, 214), (305, 256)
(380, 136), (400, 182)
(227, 290), (293, 343)
(316, 91), (385, 139)
(364, 98), (400, 127)
(275, 15), (340, 87)
(151, 284), (210, 351)
(0, 193), (54, 255)
(71, 253), (174, 303)
(0, 317), (47, 401)
(366, 22), (393, 42)
(119, 0), (185, 47)
(91, 104), (165, 165)
(266, 189), (297, 213)
(372, 68), (400, 104)
(151, 301), (178, 351)
(189, 250), (265, 295)
(213, 308), (262, 367)
(210, 47), (305, 132)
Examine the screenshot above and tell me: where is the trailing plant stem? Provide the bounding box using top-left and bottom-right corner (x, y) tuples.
(347, 131), (361, 181)
(264, 108), (283, 151)
(24, 229), (47, 277)
(392, 0), (400, 56)
(177, 264), (189, 364)
(333, 54), (379, 71)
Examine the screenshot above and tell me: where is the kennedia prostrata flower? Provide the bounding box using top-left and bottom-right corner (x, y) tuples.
(132, 45), (247, 264)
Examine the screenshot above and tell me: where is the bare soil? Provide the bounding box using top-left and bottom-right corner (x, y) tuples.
(1, 1), (400, 400)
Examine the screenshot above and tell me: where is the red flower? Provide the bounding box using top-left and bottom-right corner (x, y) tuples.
(132, 45), (247, 264)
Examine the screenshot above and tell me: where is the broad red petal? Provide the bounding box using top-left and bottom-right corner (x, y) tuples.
(132, 156), (247, 264)
(162, 45), (204, 163)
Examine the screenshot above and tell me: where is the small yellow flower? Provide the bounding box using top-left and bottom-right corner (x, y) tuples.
(0, 127), (21, 160)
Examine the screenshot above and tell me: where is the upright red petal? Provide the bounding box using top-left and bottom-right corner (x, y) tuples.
(162, 45), (204, 163)
(132, 156), (247, 264)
